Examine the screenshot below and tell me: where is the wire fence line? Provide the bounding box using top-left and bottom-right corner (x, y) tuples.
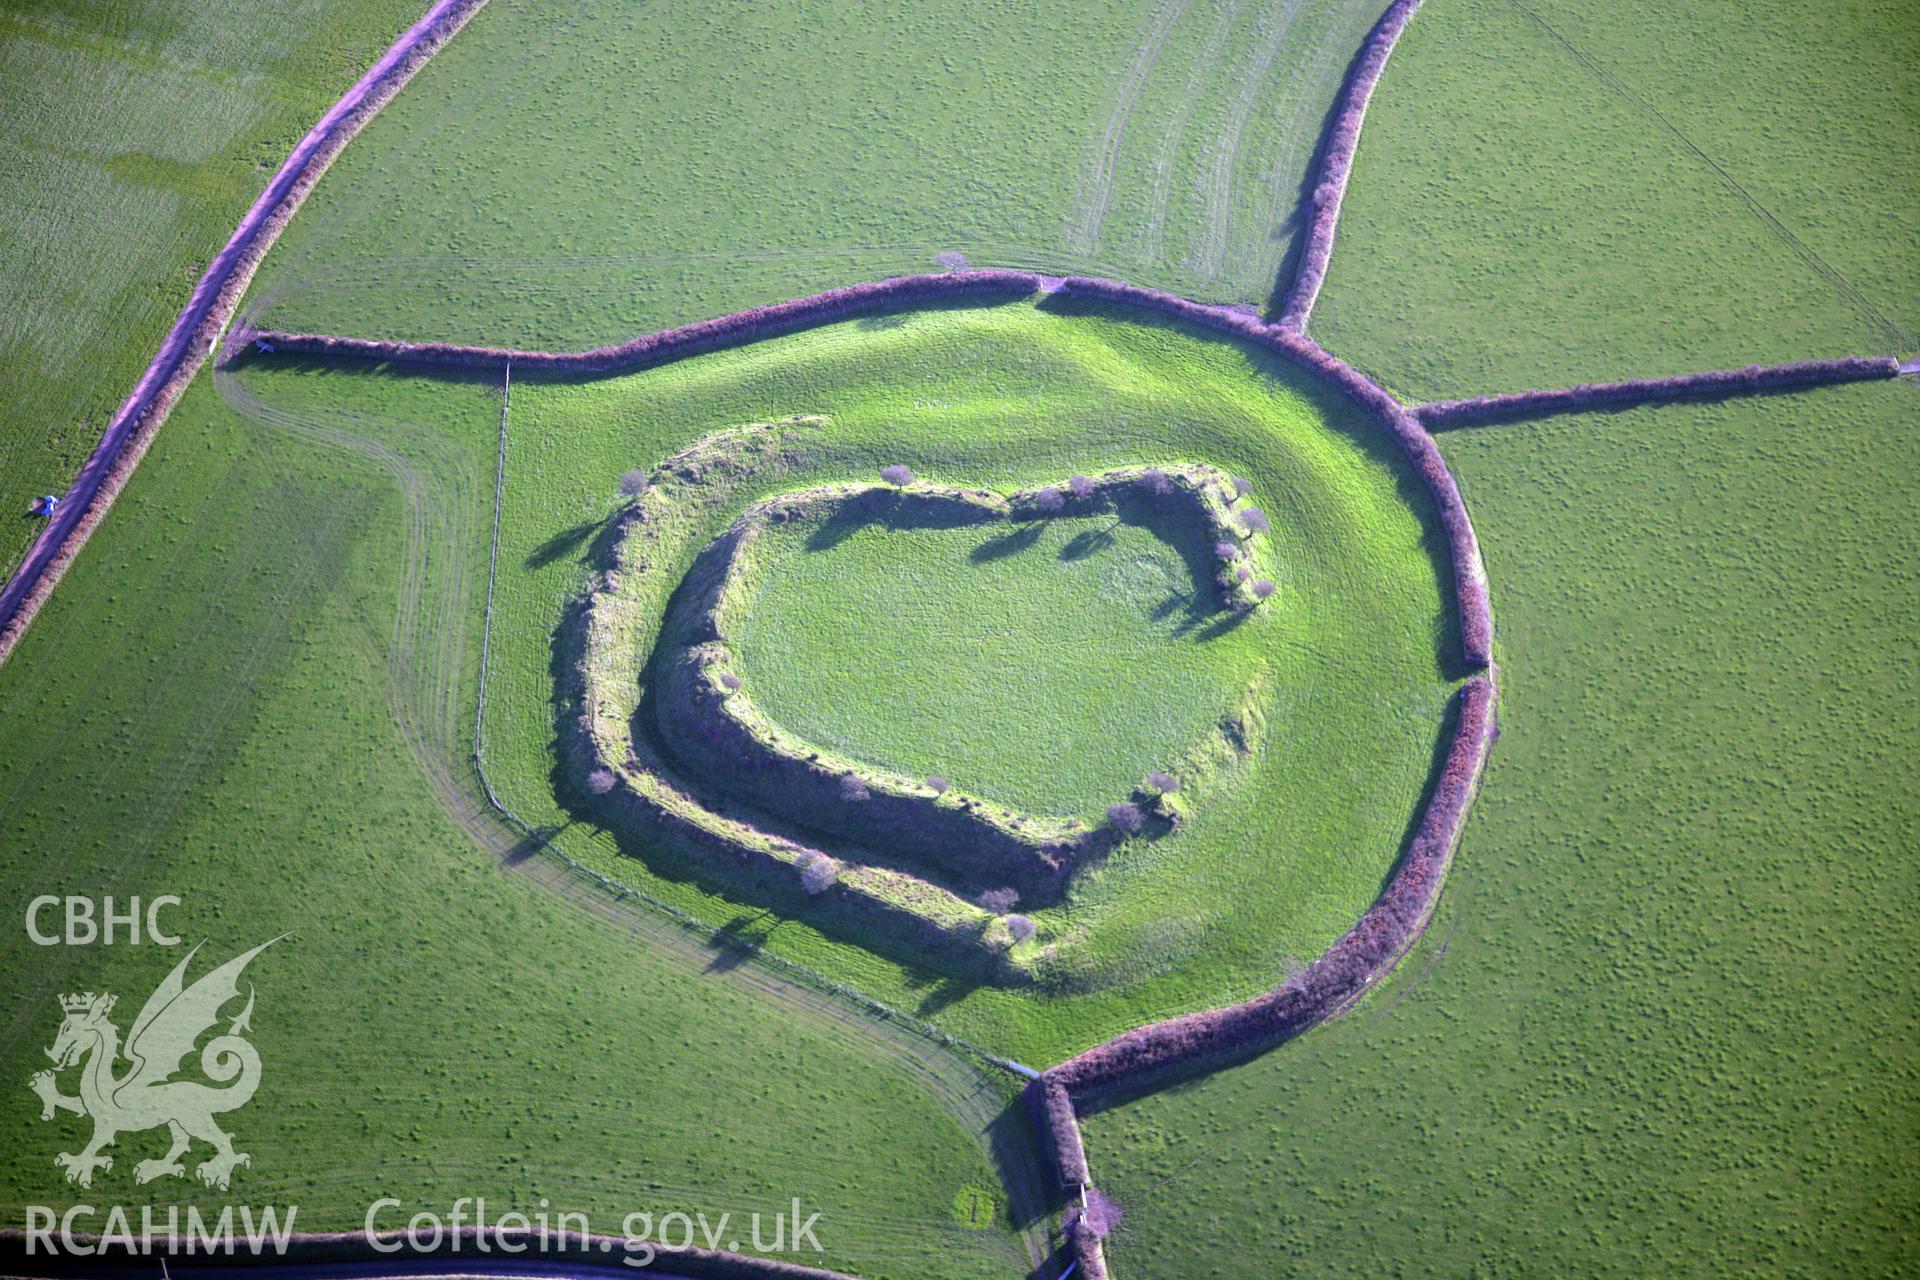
(463, 365), (1029, 1081)
(474, 359), (509, 747)
(1504, 0), (1915, 355)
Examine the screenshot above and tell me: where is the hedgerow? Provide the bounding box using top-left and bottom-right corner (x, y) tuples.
(1277, 0), (1424, 331)
(1415, 357), (1901, 427)
(0, 0), (491, 665)
(1025, 673), (1497, 1279)
(250, 266), (1497, 670)
(248, 270), (1046, 373)
(1046, 675), (1495, 1095)
(1053, 276), (1493, 669)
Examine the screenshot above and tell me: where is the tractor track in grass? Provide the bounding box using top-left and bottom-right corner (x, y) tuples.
(1251, 0), (1379, 291)
(211, 363), (1057, 1275)
(1136, 0), (1244, 271)
(1187, 0), (1308, 284)
(0, 485), (362, 1057)
(255, 1), (595, 324)
(1065, 0), (1193, 258)
(229, 266), (1517, 1280)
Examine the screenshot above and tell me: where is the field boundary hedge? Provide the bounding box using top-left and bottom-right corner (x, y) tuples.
(1030, 674), (1498, 1280)
(249, 276), (1503, 1278)
(0, 0), (491, 668)
(1415, 357), (1902, 427)
(1047, 275), (1494, 669)
(1277, 0), (1424, 332)
(237, 270), (1049, 372)
(245, 270), (1496, 673)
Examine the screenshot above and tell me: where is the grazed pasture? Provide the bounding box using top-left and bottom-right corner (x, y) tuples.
(480, 299), (1456, 1064)
(0, 0), (425, 580)
(1084, 0), (1920, 1272)
(247, 0), (1386, 349)
(0, 367), (1032, 1280)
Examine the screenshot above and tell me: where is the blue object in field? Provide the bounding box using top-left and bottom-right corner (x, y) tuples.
(33, 495), (58, 517)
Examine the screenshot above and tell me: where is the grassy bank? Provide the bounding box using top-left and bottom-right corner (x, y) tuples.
(732, 485), (1268, 823)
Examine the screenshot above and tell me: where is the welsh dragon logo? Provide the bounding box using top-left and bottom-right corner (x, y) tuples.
(28, 938), (281, 1190)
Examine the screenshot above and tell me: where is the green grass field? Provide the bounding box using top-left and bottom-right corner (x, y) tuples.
(245, 0), (1392, 350)
(0, 368), (1035, 1279)
(0, 0), (426, 582)
(1079, 0), (1920, 1272)
(1312, 0), (1918, 400)
(478, 298), (1457, 1061)
(1082, 381), (1920, 1277)
(732, 492), (1267, 822)
(6, 0), (1916, 1274)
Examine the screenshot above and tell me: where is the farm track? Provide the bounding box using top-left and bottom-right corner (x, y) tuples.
(22, 0), (1897, 1272)
(233, 266), (1510, 1280)
(210, 365), (1057, 1274)
(1065, 0), (1193, 258)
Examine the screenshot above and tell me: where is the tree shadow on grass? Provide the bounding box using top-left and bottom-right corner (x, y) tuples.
(544, 580), (1010, 989)
(524, 514), (609, 569)
(1186, 606), (1254, 643)
(805, 485), (998, 552)
(1058, 518), (1120, 561)
(1040, 291), (1467, 681)
(705, 910), (779, 973)
(497, 821), (571, 868)
(984, 1094), (1068, 1265)
(969, 520), (1045, 562)
(912, 975), (976, 1018)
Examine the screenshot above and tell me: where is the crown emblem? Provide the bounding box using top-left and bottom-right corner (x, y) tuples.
(59, 992), (111, 1015)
